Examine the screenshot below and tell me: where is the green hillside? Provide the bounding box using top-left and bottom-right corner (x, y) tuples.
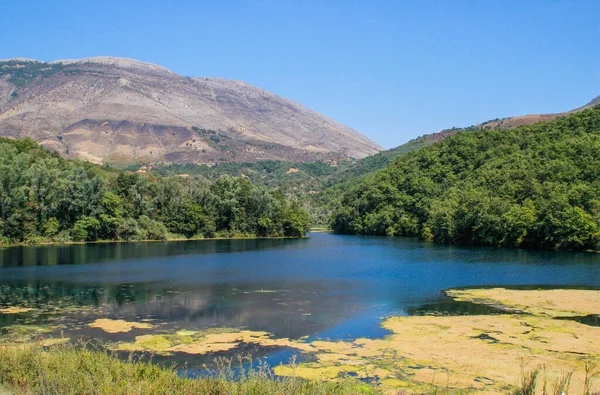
(331, 106), (600, 251)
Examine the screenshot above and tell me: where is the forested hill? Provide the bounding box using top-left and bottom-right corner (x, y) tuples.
(0, 138), (310, 245)
(331, 105), (600, 251)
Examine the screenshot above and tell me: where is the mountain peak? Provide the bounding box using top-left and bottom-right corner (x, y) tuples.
(584, 95), (600, 108)
(0, 57), (381, 164)
(50, 56), (175, 74)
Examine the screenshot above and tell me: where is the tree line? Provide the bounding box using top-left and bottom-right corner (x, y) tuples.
(331, 106), (600, 251)
(0, 138), (310, 244)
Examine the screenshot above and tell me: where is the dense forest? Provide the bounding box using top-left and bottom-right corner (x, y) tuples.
(331, 106), (600, 251)
(0, 138), (310, 245)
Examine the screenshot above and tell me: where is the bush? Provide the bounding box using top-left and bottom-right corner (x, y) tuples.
(72, 217), (101, 241)
(138, 216), (168, 240)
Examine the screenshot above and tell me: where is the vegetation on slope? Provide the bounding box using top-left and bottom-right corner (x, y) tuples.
(0, 138), (310, 245)
(135, 137), (439, 226)
(0, 60), (65, 88)
(331, 106), (600, 251)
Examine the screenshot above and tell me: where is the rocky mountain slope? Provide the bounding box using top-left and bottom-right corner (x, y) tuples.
(0, 57), (381, 164)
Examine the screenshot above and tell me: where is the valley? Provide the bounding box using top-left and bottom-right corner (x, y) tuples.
(2, 55), (600, 395)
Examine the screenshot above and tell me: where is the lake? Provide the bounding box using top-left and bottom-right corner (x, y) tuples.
(1, 232), (599, 369)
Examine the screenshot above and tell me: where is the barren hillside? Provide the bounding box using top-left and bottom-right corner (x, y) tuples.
(0, 57), (382, 164)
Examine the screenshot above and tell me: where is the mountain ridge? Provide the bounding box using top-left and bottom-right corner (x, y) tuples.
(0, 57), (382, 164)
(376, 94), (600, 163)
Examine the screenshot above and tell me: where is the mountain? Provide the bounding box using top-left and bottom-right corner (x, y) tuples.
(0, 57), (381, 164)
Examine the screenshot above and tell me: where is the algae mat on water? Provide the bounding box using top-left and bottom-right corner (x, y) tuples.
(114, 328), (315, 356)
(445, 288), (600, 317)
(0, 307), (33, 314)
(88, 319), (153, 333)
(273, 288), (600, 394)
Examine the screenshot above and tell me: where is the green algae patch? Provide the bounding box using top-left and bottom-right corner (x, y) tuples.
(273, 288), (600, 394)
(274, 364), (360, 380)
(114, 328), (316, 356)
(175, 329), (197, 337)
(446, 288), (600, 317)
(0, 307), (33, 314)
(117, 334), (174, 354)
(88, 319), (152, 333)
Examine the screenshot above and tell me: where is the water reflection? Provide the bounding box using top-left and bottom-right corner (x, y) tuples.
(1, 233), (599, 343)
(0, 279), (362, 340)
(0, 238), (308, 268)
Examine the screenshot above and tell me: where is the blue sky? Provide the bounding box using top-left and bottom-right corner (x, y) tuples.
(1, 0), (599, 149)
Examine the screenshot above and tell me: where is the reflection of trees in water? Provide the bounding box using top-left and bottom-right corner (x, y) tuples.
(0, 282), (106, 308)
(0, 311), (25, 327)
(0, 280), (359, 339)
(384, 237), (600, 267)
(0, 238), (309, 268)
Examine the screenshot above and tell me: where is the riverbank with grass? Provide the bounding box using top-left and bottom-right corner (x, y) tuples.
(0, 342), (375, 395)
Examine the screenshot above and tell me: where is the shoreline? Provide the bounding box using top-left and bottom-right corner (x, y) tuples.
(308, 227), (331, 233)
(0, 234), (309, 249)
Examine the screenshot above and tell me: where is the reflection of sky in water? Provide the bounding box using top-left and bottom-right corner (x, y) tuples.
(1, 233), (600, 355)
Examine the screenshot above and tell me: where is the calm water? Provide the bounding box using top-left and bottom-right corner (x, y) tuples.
(1, 233), (599, 366)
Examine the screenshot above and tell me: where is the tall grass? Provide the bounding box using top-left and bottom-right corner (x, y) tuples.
(0, 343), (376, 395)
(514, 363), (599, 395)
(584, 364), (600, 395)
(515, 363), (541, 395)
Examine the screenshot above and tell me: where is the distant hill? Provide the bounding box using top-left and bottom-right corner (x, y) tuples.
(331, 105), (600, 251)
(330, 95), (600, 182)
(0, 57), (382, 164)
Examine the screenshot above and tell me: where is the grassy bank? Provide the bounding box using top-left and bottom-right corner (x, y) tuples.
(0, 343), (376, 395)
(309, 227), (331, 233)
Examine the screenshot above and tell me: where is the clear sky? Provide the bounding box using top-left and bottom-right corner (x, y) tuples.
(1, 0), (599, 149)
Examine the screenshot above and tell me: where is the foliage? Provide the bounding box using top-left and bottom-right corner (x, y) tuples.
(331, 106), (600, 251)
(0, 138), (311, 244)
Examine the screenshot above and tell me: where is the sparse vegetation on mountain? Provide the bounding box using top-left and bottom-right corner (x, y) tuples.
(0, 60), (65, 87)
